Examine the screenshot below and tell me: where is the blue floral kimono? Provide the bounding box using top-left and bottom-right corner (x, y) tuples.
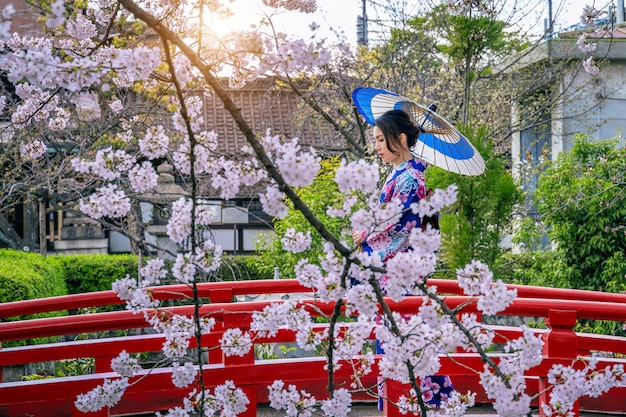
(361, 158), (428, 264)
(361, 158), (454, 409)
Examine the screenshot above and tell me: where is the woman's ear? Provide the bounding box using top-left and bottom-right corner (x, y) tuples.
(399, 133), (408, 147)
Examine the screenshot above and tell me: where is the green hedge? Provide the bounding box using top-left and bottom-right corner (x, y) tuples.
(57, 253), (273, 293)
(56, 254), (139, 294)
(0, 249), (67, 305)
(0, 250), (273, 302)
(0, 249), (68, 346)
(0, 249), (274, 315)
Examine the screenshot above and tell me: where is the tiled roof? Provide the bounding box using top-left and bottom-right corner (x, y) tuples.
(201, 78), (347, 155)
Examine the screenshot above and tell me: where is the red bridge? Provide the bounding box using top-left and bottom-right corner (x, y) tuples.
(1, 279), (626, 416)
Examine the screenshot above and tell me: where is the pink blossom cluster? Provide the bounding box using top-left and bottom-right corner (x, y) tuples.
(74, 378), (129, 413)
(139, 258), (168, 286)
(65, 13), (98, 40)
(456, 260), (517, 315)
(46, 0), (65, 29)
(72, 147), (136, 180)
(0, 4), (14, 41)
(260, 185), (289, 218)
(110, 46), (162, 88)
(202, 380), (250, 417)
(412, 184), (458, 218)
(139, 125), (170, 159)
(542, 359), (625, 416)
(263, 0), (318, 13)
(576, 34), (596, 53)
(157, 381), (249, 417)
(112, 275), (159, 313)
(274, 139), (320, 187)
(580, 5), (600, 26)
(108, 99), (124, 114)
(479, 365), (532, 417)
(281, 228), (312, 253)
(79, 184), (131, 219)
(583, 56), (600, 76)
(19, 140), (47, 161)
(319, 388), (351, 417)
(384, 251), (436, 300)
(376, 312), (447, 381)
(146, 313), (213, 358)
(344, 281), (378, 317)
(259, 37), (332, 75)
(172, 129), (265, 199)
(331, 316), (375, 366)
(220, 328), (254, 357)
(110, 350), (142, 377)
(166, 198), (218, 244)
(9, 83), (59, 127)
(171, 361), (198, 388)
(129, 161), (158, 193)
(334, 159), (380, 194)
(268, 380), (317, 417)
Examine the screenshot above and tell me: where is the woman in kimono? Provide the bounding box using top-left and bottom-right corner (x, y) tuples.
(352, 109), (453, 410)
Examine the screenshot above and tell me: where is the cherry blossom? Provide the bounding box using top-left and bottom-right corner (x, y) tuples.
(0, 4), (14, 40)
(220, 328), (253, 357)
(171, 361), (198, 388)
(74, 378), (129, 412)
(111, 350), (142, 377)
(583, 56), (600, 75)
(260, 185), (289, 219)
(129, 161), (159, 193)
(203, 381), (250, 417)
(79, 184), (131, 219)
(281, 228), (313, 253)
(335, 159), (380, 194)
(19, 140), (47, 161)
(320, 388), (351, 417)
(139, 125), (170, 159)
(139, 258), (168, 286)
(268, 380), (317, 417)
(274, 139), (320, 187)
(576, 34), (596, 53)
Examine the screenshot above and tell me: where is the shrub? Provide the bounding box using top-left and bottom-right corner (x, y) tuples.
(0, 249), (68, 346)
(0, 249), (67, 306)
(56, 254), (138, 294)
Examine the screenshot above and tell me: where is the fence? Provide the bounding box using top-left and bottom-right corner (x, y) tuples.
(1, 279), (626, 416)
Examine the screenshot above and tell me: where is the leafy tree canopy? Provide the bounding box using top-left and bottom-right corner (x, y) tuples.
(426, 124), (523, 272)
(535, 135), (626, 291)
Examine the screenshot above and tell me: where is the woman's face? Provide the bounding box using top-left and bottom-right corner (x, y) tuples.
(373, 126), (401, 165)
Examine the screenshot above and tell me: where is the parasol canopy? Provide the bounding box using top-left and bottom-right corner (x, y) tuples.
(352, 87), (486, 176)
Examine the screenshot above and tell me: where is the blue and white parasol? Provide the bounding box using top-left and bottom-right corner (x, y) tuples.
(352, 87), (486, 176)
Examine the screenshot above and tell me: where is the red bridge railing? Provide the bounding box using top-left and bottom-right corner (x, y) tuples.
(1, 279), (626, 417)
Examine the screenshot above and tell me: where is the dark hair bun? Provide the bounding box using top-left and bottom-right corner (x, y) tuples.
(374, 109), (422, 152)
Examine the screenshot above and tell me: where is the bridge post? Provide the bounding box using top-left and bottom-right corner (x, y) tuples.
(221, 311), (257, 417)
(207, 288), (234, 364)
(539, 309), (578, 417)
(382, 378), (402, 417)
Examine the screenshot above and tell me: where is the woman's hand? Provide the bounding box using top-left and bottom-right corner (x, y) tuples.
(352, 229), (363, 245)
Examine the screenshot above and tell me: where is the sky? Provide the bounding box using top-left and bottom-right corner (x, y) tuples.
(254, 0), (587, 47)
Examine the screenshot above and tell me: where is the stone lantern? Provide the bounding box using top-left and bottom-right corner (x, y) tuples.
(140, 162), (189, 259)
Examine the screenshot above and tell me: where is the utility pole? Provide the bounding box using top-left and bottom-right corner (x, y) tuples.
(356, 0), (368, 47)
(547, 0), (552, 61)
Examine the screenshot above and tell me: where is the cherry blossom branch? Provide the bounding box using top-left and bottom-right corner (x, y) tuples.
(118, 0), (352, 262)
(161, 33), (208, 408)
(415, 281), (511, 387)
